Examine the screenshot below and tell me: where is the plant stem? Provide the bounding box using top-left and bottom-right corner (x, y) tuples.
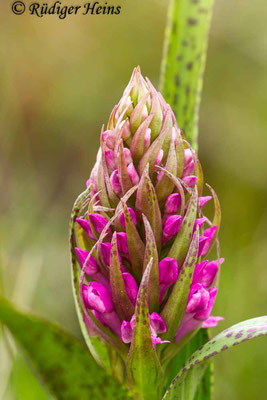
(160, 0), (215, 150)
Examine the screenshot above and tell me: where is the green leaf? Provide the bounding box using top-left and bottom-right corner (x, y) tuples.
(163, 316), (267, 400)
(162, 330), (212, 400)
(127, 259), (163, 400)
(160, 0), (215, 149)
(0, 296), (130, 400)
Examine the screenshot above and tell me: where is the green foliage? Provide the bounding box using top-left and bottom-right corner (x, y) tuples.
(160, 0), (215, 149)
(163, 317), (267, 400)
(127, 260), (162, 400)
(0, 296), (130, 400)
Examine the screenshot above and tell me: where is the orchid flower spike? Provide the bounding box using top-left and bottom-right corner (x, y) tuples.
(71, 67), (223, 391)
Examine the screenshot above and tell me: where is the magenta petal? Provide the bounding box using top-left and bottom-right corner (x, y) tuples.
(127, 162), (140, 185)
(76, 218), (95, 240)
(75, 247), (99, 275)
(162, 215), (182, 243)
(182, 175), (197, 187)
(155, 149), (164, 166)
(122, 272), (138, 305)
(159, 257), (178, 303)
(123, 148), (133, 165)
(102, 130), (115, 149)
(100, 311), (122, 337)
(202, 316), (224, 328)
(89, 213), (110, 235)
(84, 282), (114, 313)
(151, 336), (170, 347)
(119, 207), (137, 228)
(175, 313), (200, 342)
(105, 149), (115, 170)
(121, 320), (133, 343)
(184, 148), (193, 165)
(110, 169), (122, 195)
(164, 193), (181, 215)
(83, 311), (97, 336)
(194, 259), (224, 287)
(195, 286), (217, 320)
(117, 232), (130, 258)
(194, 217), (207, 230)
(204, 226), (217, 240)
(183, 159), (195, 177)
(100, 242), (111, 265)
(198, 226), (217, 256)
(149, 312), (167, 334)
(198, 236), (208, 256)
(199, 196), (212, 208)
(159, 257), (178, 284)
(186, 284), (210, 313)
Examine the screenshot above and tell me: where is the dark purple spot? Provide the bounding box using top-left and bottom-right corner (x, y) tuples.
(198, 7), (208, 14)
(209, 351), (218, 357)
(187, 18), (198, 25)
(248, 328), (257, 333)
(221, 345), (228, 351)
(187, 62), (193, 70)
(175, 74), (180, 87)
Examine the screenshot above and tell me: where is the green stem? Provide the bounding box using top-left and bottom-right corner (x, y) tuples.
(160, 0), (215, 150)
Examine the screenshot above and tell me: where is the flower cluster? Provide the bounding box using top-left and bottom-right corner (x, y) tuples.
(73, 67), (223, 357)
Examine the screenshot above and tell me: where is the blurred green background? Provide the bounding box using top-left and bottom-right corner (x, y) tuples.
(0, 0), (267, 399)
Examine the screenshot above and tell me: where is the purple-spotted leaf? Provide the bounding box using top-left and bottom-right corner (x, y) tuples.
(127, 259), (162, 400)
(110, 232), (135, 320)
(0, 296), (130, 400)
(163, 317), (267, 400)
(122, 201), (145, 281)
(143, 214), (159, 312)
(168, 186), (198, 265)
(136, 164), (162, 250)
(161, 227), (199, 340)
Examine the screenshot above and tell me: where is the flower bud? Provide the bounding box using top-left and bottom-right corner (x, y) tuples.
(72, 67), (223, 386)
